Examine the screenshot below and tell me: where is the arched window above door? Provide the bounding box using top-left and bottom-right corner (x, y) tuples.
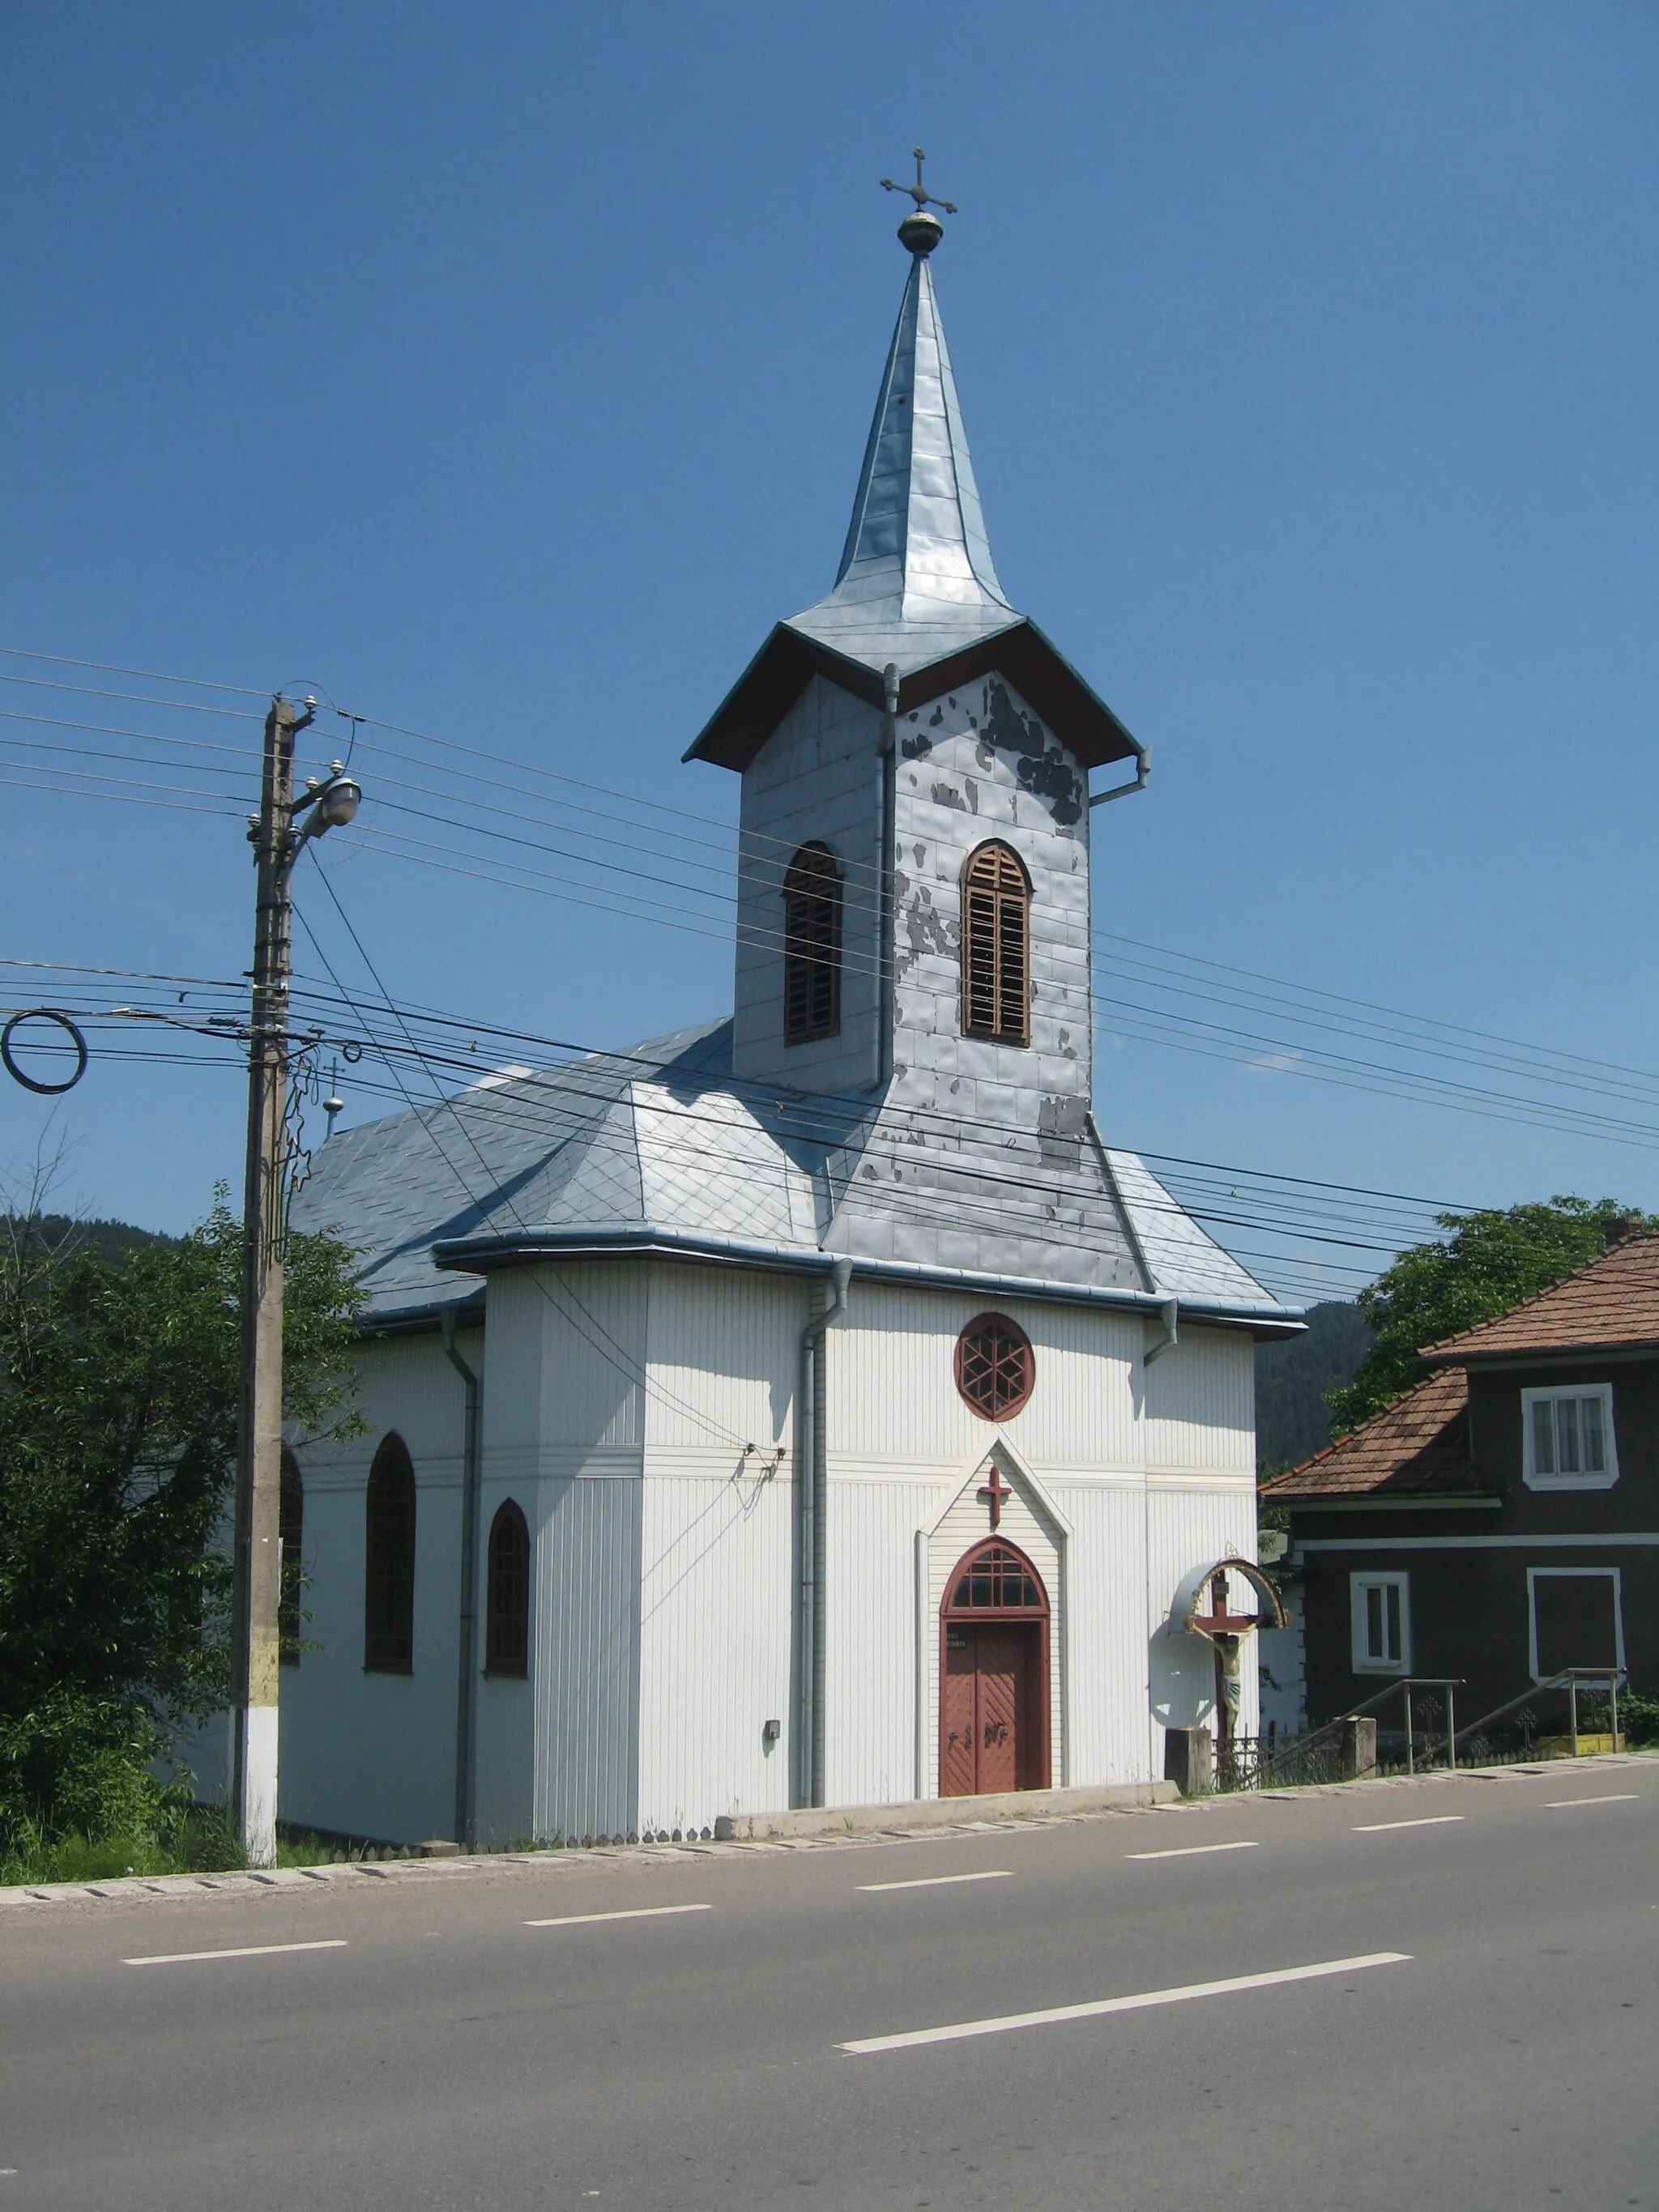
(783, 842), (842, 1045)
(485, 1499), (531, 1677)
(365, 1433), (416, 1673)
(946, 1541), (1047, 1614)
(961, 841), (1030, 1046)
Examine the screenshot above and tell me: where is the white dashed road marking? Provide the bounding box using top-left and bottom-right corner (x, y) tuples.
(839, 1951), (1412, 2054)
(1353, 1816), (1466, 1832)
(1126, 1840), (1260, 1861)
(124, 1939), (348, 1967)
(523, 1903), (712, 1929)
(1544, 1793), (1640, 1810)
(858, 1871), (1015, 1893)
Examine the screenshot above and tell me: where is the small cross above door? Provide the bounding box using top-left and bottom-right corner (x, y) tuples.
(977, 1464), (1011, 1529)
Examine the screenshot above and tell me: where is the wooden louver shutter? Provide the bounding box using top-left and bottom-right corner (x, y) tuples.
(962, 843), (1030, 1045)
(783, 844), (842, 1045)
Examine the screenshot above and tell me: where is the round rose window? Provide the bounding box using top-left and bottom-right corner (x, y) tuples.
(954, 1311), (1034, 1421)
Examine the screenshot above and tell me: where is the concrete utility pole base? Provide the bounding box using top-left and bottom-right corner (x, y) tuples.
(236, 1705), (279, 1868)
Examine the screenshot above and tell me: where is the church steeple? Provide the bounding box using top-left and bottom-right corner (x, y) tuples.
(684, 170), (1141, 776)
(787, 245), (1017, 674)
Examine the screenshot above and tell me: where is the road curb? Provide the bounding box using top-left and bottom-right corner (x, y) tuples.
(712, 1779), (1179, 1842)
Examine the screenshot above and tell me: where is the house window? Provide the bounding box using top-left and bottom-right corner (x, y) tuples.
(961, 841), (1030, 1046)
(279, 1447), (304, 1667)
(1522, 1384), (1618, 1490)
(955, 1311), (1035, 1421)
(1350, 1572), (1411, 1673)
(485, 1500), (531, 1677)
(365, 1433), (416, 1673)
(1527, 1568), (1624, 1683)
(783, 842), (842, 1044)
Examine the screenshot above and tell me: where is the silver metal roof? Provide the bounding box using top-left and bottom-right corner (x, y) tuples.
(787, 253), (1019, 678)
(684, 246), (1141, 774)
(292, 1021), (1299, 1335)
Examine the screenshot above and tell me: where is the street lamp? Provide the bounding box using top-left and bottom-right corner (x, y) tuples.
(230, 699), (365, 1867)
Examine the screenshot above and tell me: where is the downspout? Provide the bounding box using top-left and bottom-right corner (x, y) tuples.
(441, 1306), (483, 1848)
(873, 662), (899, 1090)
(1143, 1295), (1179, 1366)
(797, 1255), (851, 1807)
(1089, 744), (1151, 808)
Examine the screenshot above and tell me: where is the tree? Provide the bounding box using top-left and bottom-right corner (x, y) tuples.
(0, 1196), (361, 1843)
(1325, 1196), (1651, 1437)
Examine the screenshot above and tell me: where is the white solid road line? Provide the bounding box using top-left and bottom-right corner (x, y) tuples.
(1125, 1840), (1260, 1861)
(1544, 1793), (1640, 1810)
(124, 1939), (348, 1967)
(1353, 1815), (1466, 1832)
(523, 1903), (713, 1929)
(858, 1870), (1015, 1893)
(838, 1951), (1411, 2055)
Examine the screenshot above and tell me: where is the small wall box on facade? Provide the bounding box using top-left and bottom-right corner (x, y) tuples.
(762, 1718), (781, 1745)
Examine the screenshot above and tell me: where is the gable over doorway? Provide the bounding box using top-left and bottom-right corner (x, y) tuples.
(940, 1540), (1051, 1796)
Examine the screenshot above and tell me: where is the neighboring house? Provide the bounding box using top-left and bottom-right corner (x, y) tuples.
(1265, 1228), (1658, 1734)
(261, 211), (1301, 1851)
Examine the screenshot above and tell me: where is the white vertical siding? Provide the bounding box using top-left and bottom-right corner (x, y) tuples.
(825, 1477), (940, 1808)
(635, 1468), (796, 1831)
(830, 1281), (1142, 1470)
(1143, 1326), (1256, 1474)
(642, 1262), (800, 1460)
(531, 1465), (642, 1841)
(277, 1330), (473, 1844)
(1051, 1481), (1155, 1787)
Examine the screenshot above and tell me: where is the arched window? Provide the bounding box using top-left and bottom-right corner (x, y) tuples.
(961, 841), (1030, 1045)
(365, 1433), (416, 1673)
(783, 842), (842, 1045)
(485, 1500), (531, 1677)
(279, 1447), (304, 1667)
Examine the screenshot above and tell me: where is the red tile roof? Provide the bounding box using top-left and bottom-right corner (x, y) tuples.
(1261, 1366), (1478, 1501)
(1421, 1230), (1659, 1364)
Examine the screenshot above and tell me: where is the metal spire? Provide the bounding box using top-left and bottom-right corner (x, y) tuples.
(783, 172), (1014, 676)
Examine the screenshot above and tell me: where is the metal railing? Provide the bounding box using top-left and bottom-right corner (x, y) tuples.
(1451, 1667), (1627, 1761)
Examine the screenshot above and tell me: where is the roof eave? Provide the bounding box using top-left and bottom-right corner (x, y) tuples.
(433, 1223), (1300, 1330)
(683, 616), (1141, 774)
(1422, 1336), (1659, 1368)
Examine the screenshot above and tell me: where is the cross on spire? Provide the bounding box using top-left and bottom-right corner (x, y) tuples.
(977, 1463), (1012, 1530)
(881, 147), (956, 256)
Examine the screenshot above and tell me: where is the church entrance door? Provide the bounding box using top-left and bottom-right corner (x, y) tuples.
(940, 1539), (1050, 1796)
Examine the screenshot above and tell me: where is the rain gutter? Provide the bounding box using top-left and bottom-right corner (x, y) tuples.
(431, 1226), (1304, 1336)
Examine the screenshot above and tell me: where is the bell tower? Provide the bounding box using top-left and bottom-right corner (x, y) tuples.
(685, 158), (1149, 1139)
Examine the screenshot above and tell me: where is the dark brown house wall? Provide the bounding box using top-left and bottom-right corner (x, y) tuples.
(1465, 1357), (1659, 1535)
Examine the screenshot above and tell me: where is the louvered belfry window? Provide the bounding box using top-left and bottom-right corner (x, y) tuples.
(962, 841), (1030, 1045)
(364, 1433), (416, 1673)
(783, 842), (842, 1045)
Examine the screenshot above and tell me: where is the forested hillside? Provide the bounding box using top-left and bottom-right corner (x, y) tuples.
(6, 1215), (172, 1266)
(1255, 1302), (1373, 1476)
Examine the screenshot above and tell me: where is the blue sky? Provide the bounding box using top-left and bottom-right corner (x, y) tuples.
(2, 3), (1656, 1299)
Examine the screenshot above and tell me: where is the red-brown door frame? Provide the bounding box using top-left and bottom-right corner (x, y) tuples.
(939, 1537), (1052, 1793)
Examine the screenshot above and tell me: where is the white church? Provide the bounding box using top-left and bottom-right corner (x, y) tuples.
(279, 188), (1301, 1848)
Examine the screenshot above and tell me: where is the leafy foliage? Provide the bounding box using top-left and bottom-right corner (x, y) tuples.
(0, 1197), (361, 1846)
(1325, 1197), (1652, 1435)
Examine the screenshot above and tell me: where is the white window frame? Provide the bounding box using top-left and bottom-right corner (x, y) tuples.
(1350, 1571), (1412, 1674)
(1521, 1383), (1618, 1490)
(1526, 1566), (1625, 1685)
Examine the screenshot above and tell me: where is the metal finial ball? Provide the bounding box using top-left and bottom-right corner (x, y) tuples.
(898, 208), (944, 256)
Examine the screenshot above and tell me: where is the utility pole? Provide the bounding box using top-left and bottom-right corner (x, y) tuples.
(230, 693), (358, 1865)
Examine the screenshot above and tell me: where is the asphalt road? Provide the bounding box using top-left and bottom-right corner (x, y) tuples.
(2, 1762), (1655, 2210)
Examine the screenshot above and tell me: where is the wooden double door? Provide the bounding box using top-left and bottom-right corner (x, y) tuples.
(941, 1618), (1048, 1796)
